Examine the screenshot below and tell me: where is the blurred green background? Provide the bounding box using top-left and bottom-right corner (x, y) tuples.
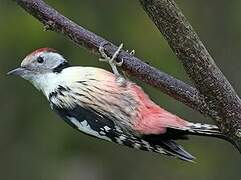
(1, 0), (241, 179)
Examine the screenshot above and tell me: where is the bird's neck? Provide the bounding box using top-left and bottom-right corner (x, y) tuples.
(53, 61), (70, 73)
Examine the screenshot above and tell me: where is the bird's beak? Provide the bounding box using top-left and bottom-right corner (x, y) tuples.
(7, 67), (28, 77)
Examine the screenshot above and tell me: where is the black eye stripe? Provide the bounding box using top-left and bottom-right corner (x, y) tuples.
(37, 56), (44, 63)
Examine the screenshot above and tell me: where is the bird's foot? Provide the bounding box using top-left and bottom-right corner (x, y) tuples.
(99, 42), (126, 86)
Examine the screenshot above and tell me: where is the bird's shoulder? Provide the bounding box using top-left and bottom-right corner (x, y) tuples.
(61, 66), (115, 82)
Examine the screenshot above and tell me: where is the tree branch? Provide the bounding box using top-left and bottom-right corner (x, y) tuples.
(139, 0), (241, 149)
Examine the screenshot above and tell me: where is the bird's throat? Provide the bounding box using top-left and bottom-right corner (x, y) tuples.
(30, 72), (63, 98)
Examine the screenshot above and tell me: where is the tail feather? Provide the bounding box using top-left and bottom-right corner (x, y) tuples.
(186, 122), (237, 147)
(186, 122), (229, 139)
(142, 134), (195, 162)
(147, 122), (236, 161)
(159, 140), (195, 162)
(187, 122), (221, 136)
(133, 123), (235, 162)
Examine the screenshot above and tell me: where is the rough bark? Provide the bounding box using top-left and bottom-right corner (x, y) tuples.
(139, 0), (241, 149)
(14, 0), (241, 150)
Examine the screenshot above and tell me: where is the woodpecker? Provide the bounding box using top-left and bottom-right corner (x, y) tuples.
(8, 44), (231, 162)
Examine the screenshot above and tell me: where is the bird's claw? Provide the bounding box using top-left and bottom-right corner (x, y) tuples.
(99, 42), (124, 78)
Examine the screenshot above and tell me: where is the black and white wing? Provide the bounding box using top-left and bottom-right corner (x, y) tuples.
(48, 84), (195, 162)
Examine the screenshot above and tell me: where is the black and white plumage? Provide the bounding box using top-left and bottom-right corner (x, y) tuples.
(8, 47), (233, 162)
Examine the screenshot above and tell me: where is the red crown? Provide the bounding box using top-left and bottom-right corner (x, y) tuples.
(27, 48), (57, 57)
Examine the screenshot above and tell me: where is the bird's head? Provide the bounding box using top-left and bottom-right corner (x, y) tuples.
(8, 48), (69, 81)
(8, 48), (70, 93)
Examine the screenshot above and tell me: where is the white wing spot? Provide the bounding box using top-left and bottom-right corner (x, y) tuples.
(119, 135), (126, 141)
(67, 117), (111, 141)
(133, 143), (141, 149)
(115, 126), (123, 133)
(81, 120), (88, 126)
(115, 137), (124, 145)
(104, 126), (111, 132)
(141, 140), (152, 151)
(156, 147), (166, 154)
(99, 131), (106, 135)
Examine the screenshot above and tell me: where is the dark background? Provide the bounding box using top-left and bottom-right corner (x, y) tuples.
(1, 0), (241, 179)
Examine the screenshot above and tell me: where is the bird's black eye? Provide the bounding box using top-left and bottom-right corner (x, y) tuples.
(37, 56), (44, 64)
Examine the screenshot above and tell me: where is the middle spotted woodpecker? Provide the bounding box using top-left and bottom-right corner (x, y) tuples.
(8, 44), (233, 162)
